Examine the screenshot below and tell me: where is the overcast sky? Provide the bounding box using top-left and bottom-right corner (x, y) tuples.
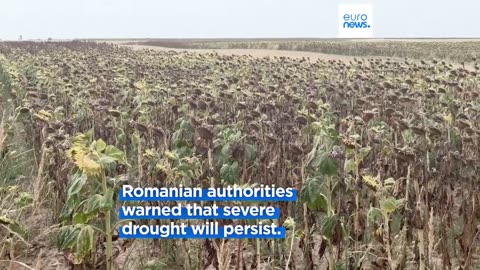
(1, 0), (479, 40)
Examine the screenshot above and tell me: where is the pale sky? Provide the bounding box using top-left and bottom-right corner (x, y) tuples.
(1, 0), (479, 40)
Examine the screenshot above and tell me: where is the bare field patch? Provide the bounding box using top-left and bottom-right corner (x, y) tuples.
(124, 44), (365, 62)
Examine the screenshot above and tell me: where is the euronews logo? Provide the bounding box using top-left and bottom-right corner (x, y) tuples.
(342, 14), (371, 29)
(338, 4), (373, 38)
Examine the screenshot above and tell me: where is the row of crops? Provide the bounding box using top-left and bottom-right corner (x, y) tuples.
(128, 39), (480, 64)
(0, 41), (479, 269)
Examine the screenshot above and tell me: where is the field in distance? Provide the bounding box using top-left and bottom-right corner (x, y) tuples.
(90, 38), (480, 64)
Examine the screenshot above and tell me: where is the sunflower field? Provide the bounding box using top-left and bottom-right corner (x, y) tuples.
(0, 41), (479, 270)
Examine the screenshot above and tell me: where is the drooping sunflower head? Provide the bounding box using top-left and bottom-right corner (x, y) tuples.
(67, 144), (103, 177)
(362, 174), (380, 191)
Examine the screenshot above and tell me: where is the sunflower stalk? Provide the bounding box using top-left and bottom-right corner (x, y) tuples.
(101, 172), (113, 270)
(32, 142), (48, 209)
(0, 110), (6, 155)
(383, 211), (394, 270)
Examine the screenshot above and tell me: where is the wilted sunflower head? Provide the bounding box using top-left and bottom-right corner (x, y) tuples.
(67, 144), (103, 177)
